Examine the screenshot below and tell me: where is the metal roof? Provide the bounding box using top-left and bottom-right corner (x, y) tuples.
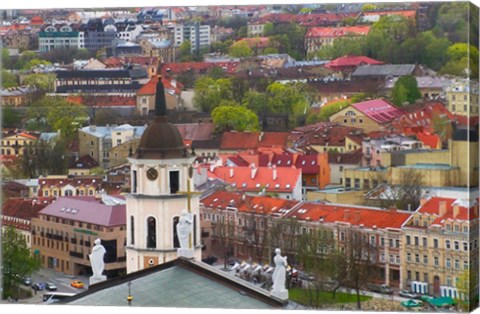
(65, 258), (283, 309)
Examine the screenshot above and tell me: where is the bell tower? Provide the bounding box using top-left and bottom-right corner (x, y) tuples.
(126, 77), (201, 273)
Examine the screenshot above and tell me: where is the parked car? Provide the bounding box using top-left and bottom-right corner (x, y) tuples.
(71, 280), (84, 288)
(399, 290), (421, 299)
(45, 282), (57, 291)
(366, 283), (393, 294)
(23, 277), (32, 286)
(32, 282), (46, 291)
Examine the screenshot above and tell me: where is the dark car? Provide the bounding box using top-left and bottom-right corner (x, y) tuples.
(45, 282), (57, 291)
(23, 277), (32, 286)
(32, 282), (46, 291)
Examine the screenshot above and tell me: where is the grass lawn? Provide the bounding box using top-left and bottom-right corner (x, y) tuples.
(289, 288), (372, 306)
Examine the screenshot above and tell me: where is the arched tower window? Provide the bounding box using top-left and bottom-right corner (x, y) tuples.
(130, 216), (135, 245)
(146, 216), (156, 248)
(173, 216), (180, 248)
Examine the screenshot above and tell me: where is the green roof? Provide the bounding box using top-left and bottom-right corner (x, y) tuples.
(65, 258), (283, 309)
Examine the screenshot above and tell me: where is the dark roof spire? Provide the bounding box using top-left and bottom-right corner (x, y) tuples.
(155, 75), (167, 116)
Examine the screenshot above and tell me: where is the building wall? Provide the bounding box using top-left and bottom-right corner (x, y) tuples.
(402, 215), (473, 298)
(330, 107), (382, 133)
(109, 139), (140, 168)
(390, 167), (461, 187)
(343, 168), (389, 190)
(78, 130), (101, 164)
(31, 215), (126, 276)
(306, 189), (365, 205)
(0, 134), (35, 156)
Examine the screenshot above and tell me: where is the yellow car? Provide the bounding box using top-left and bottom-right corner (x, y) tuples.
(70, 280), (84, 288)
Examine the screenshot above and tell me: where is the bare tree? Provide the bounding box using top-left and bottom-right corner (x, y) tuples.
(365, 168), (423, 211)
(211, 210), (235, 270)
(295, 226), (336, 308)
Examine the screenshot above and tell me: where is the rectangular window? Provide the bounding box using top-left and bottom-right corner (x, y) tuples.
(415, 254), (420, 263)
(464, 242), (468, 251)
(434, 238), (438, 248)
(406, 235), (411, 245)
(423, 255), (428, 264)
(414, 236), (419, 246)
(434, 256), (439, 266)
(396, 239), (400, 248)
(380, 238), (385, 246)
(446, 240), (451, 249)
(446, 258), (451, 268)
(455, 260), (460, 269)
(407, 253), (411, 262)
(454, 241), (459, 250)
(424, 273), (428, 283)
(407, 270), (411, 280)
(345, 178), (351, 187)
(422, 237), (427, 247)
(354, 178), (360, 189)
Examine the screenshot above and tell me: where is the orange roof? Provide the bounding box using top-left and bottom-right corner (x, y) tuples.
(415, 132), (440, 149)
(286, 203), (411, 229)
(238, 37), (270, 49)
(137, 76), (158, 95)
(363, 10), (417, 19)
(220, 132), (289, 150)
(306, 25), (371, 38)
(209, 165), (301, 193)
(417, 197), (478, 224)
(17, 132), (38, 140)
(200, 191), (300, 216)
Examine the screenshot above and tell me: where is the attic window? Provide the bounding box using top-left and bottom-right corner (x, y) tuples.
(231, 183), (236, 187)
(302, 161), (306, 165)
(298, 209), (307, 214)
(256, 183), (261, 188)
(286, 184), (291, 188)
(287, 160), (291, 165)
(277, 160), (281, 165)
(242, 183), (247, 187)
(275, 184), (280, 188)
(213, 198), (218, 202)
(311, 161), (315, 165)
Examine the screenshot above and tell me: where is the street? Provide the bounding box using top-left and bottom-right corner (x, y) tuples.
(2, 268), (89, 305)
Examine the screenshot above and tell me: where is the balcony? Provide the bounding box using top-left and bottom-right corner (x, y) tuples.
(69, 251), (83, 259)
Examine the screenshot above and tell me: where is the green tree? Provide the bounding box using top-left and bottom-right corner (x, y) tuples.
(1, 48), (14, 69)
(2, 107), (22, 128)
(236, 26), (248, 39)
(391, 75), (422, 106)
(365, 15), (417, 63)
(313, 36), (367, 60)
(14, 51), (36, 69)
(440, 43), (479, 78)
(19, 137), (69, 178)
(179, 40), (193, 62)
(263, 22), (274, 36)
(27, 96), (88, 139)
(22, 58), (51, 71)
(23, 73), (56, 92)
(193, 77), (234, 113)
(211, 103), (259, 133)
(243, 90), (271, 116)
(228, 40), (253, 58)
(436, 2), (469, 43)
(361, 3), (377, 12)
(266, 81), (311, 127)
(1, 70), (18, 88)
(2, 226), (41, 298)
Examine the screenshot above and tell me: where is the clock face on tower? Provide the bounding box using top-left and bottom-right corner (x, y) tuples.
(146, 168), (158, 181)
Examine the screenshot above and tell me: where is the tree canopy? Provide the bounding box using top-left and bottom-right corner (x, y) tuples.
(391, 75), (422, 107)
(211, 103), (260, 133)
(2, 226), (41, 298)
(193, 77), (234, 113)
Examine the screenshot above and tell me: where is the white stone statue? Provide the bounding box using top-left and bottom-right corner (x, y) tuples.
(89, 238), (107, 285)
(177, 210), (193, 249)
(271, 248), (289, 300)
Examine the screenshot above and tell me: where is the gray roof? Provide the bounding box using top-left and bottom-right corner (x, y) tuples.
(39, 132), (59, 142)
(65, 258), (284, 309)
(352, 64), (416, 77)
(39, 196), (126, 227)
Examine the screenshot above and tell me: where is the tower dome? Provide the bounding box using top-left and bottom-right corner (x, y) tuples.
(135, 77), (187, 159)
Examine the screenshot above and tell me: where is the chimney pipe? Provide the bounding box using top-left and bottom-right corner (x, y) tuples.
(250, 163), (257, 179)
(272, 165), (277, 180)
(453, 205), (460, 218)
(229, 167), (234, 178)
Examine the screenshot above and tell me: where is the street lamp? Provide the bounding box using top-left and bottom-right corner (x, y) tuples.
(127, 281), (133, 306)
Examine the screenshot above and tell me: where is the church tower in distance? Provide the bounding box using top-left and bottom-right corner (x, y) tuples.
(126, 76), (201, 273)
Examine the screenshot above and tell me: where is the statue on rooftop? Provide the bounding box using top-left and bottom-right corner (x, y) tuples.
(271, 248), (289, 300)
(89, 238), (107, 285)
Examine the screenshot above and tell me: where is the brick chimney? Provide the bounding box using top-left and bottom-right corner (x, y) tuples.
(453, 204), (460, 218)
(439, 201), (447, 217)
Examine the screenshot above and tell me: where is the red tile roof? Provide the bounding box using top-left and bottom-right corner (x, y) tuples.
(286, 203), (411, 229)
(161, 61), (239, 77)
(352, 99), (405, 124)
(415, 132), (441, 149)
(306, 25), (371, 38)
(66, 95), (136, 107)
(417, 197), (478, 225)
(237, 37), (270, 49)
(201, 191), (300, 216)
(363, 10), (417, 19)
(209, 165), (301, 193)
(220, 132), (289, 150)
(68, 155), (99, 170)
(325, 55), (383, 70)
(2, 197), (55, 230)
